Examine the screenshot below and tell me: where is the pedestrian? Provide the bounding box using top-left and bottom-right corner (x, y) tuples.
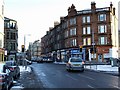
(25, 59), (27, 70)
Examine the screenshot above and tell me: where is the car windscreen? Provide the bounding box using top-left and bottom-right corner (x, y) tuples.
(71, 58), (82, 62)
(5, 61), (16, 66)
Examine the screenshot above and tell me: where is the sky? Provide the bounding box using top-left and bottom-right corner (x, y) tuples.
(4, 0), (119, 50)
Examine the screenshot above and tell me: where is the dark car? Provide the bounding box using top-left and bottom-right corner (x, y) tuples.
(5, 61), (20, 80)
(0, 63), (14, 90)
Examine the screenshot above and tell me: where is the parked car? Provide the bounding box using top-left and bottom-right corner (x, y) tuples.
(36, 57), (43, 63)
(0, 63), (14, 90)
(42, 57), (53, 63)
(5, 61), (20, 80)
(66, 57), (85, 72)
(45, 58), (53, 63)
(31, 57), (37, 62)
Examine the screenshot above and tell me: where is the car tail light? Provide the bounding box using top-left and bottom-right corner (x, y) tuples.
(68, 62), (71, 65)
(0, 75), (5, 82)
(10, 67), (14, 71)
(0, 76), (2, 82)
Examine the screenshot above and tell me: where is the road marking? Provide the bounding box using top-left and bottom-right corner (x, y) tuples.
(41, 72), (46, 76)
(78, 74), (95, 81)
(88, 85), (94, 88)
(113, 86), (120, 89)
(38, 72), (46, 77)
(65, 74), (78, 81)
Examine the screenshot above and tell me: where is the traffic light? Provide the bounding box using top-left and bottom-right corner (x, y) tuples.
(21, 45), (25, 52)
(79, 45), (83, 52)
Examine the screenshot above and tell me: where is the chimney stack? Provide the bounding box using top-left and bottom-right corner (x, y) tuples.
(91, 1), (96, 10)
(54, 21), (59, 27)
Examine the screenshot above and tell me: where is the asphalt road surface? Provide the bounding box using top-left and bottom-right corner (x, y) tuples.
(29, 62), (120, 89)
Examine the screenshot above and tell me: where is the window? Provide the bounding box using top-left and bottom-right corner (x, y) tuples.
(98, 25), (106, 33)
(99, 36), (107, 45)
(7, 23), (10, 28)
(70, 28), (76, 36)
(62, 21), (68, 29)
(65, 30), (68, 38)
(83, 38), (91, 45)
(11, 33), (15, 40)
(87, 16), (90, 23)
(82, 16), (90, 23)
(65, 40), (69, 47)
(82, 17), (86, 23)
(57, 35), (60, 40)
(83, 27), (86, 34)
(83, 26), (91, 34)
(87, 26), (91, 34)
(70, 18), (76, 25)
(87, 38), (91, 45)
(70, 38), (77, 46)
(98, 14), (106, 21)
(7, 32), (9, 39)
(83, 38), (86, 45)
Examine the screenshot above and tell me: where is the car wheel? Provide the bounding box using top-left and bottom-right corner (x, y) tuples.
(5, 84), (9, 90)
(67, 68), (70, 72)
(11, 77), (14, 86)
(80, 69), (84, 72)
(15, 73), (20, 80)
(18, 73), (20, 77)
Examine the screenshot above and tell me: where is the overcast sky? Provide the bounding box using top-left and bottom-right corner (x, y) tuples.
(4, 0), (119, 50)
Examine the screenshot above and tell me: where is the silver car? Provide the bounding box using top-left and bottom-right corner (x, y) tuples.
(5, 61), (20, 80)
(66, 57), (85, 72)
(0, 63), (14, 90)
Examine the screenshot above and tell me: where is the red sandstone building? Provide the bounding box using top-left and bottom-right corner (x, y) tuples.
(41, 2), (118, 62)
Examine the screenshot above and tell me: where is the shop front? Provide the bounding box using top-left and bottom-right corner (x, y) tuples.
(0, 48), (4, 62)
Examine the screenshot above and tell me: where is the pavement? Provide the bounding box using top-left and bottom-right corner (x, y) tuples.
(54, 61), (120, 76)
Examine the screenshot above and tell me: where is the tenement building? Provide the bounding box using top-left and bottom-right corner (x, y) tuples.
(0, 0), (4, 62)
(118, 1), (120, 58)
(4, 17), (18, 61)
(41, 2), (118, 62)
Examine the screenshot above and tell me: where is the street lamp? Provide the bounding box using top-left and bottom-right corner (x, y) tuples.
(23, 34), (31, 69)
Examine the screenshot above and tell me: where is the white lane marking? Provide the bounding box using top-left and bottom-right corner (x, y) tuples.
(66, 74), (78, 81)
(88, 85), (94, 88)
(41, 72), (46, 76)
(37, 72), (46, 77)
(78, 74), (95, 81)
(113, 86), (120, 89)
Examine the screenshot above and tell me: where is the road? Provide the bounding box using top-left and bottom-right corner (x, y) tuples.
(30, 62), (120, 89)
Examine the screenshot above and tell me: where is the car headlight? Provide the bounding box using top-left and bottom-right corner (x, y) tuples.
(82, 61), (85, 64)
(68, 62), (73, 67)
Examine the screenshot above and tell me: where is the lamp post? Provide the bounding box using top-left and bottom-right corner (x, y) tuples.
(23, 34), (31, 69)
